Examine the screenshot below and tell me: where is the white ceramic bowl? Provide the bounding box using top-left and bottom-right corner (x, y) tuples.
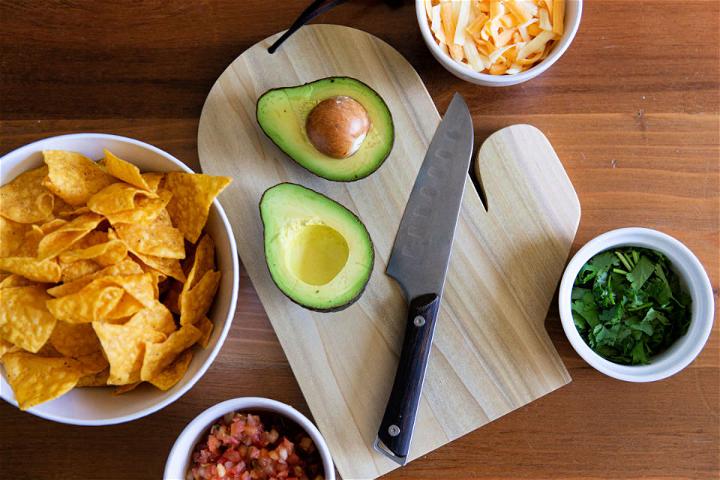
(0, 133), (239, 424)
(165, 397), (335, 480)
(558, 228), (714, 382)
(416, 0), (583, 86)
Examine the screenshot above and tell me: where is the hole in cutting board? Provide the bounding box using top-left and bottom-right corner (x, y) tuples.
(469, 140), (489, 212)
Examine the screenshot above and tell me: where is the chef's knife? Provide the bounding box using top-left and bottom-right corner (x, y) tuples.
(374, 93), (474, 465)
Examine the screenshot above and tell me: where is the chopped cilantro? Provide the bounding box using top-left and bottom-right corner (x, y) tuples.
(572, 247), (691, 365)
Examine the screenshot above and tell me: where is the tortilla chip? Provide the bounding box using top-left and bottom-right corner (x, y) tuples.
(87, 182), (156, 216)
(35, 342), (62, 358)
(0, 285), (56, 352)
(56, 206), (91, 219)
(152, 207), (174, 227)
(186, 233), (215, 290)
(12, 218), (72, 258)
(105, 190), (172, 225)
(106, 295), (144, 320)
(76, 351), (110, 375)
(72, 230), (109, 249)
(194, 316), (214, 349)
(42, 150), (116, 206)
(180, 270), (221, 326)
(37, 213), (104, 260)
(60, 259), (102, 283)
(149, 349), (193, 391)
(102, 273), (157, 308)
(58, 239), (127, 267)
(107, 257), (146, 276)
(3, 224), (57, 267)
(131, 303), (177, 336)
(93, 317), (166, 385)
(47, 258), (144, 297)
(151, 274), (167, 294)
(0, 165), (54, 224)
(0, 257), (61, 283)
(0, 217), (31, 257)
(0, 351), (84, 409)
(142, 173), (164, 192)
(46, 283), (125, 323)
(77, 368), (109, 387)
(103, 150), (151, 190)
(12, 225), (43, 258)
(51, 195), (74, 217)
(41, 218), (69, 233)
(140, 324), (200, 381)
(131, 252), (186, 282)
(115, 221), (185, 259)
(49, 321), (102, 357)
(164, 172), (231, 243)
(0, 338), (20, 358)
(0, 274), (36, 289)
(113, 382), (142, 395)
(162, 280), (182, 314)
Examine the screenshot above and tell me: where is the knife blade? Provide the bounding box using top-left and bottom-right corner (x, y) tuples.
(374, 93), (474, 465)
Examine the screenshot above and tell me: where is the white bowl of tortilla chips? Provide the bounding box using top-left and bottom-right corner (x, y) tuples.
(0, 133), (239, 425)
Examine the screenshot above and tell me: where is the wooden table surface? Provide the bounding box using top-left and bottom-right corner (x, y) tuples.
(0, 1), (718, 479)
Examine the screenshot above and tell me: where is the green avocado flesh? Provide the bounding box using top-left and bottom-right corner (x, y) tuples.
(256, 77), (394, 181)
(260, 183), (374, 311)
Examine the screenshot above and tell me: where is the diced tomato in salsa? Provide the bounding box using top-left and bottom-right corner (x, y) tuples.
(189, 412), (324, 480)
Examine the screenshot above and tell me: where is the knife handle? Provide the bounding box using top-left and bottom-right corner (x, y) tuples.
(377, 293), (441, 460)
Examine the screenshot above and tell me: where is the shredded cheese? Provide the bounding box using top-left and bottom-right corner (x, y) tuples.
(454, 0), (472, 45)
(552, 0), (565, 35)
(463, 40), (487, 71)
(431, 5), (447, 44)
(424, 0), (565, 76)
(538, 7), (552, 31)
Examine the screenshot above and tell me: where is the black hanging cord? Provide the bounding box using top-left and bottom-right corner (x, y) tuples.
(268, 0), (351, 54)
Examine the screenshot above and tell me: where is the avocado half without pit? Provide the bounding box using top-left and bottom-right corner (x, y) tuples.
(256, 77), (394, 181)
(260, 183), (374, 311)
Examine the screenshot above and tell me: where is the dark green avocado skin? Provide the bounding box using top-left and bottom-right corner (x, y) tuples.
(256, 76), (394, 182)
(259, 183), (375, 312)
(291, 271), (372, 313)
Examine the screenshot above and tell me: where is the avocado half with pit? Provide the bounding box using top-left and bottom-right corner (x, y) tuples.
(256, 77), (394, 182)
(260, 183), (374, 311)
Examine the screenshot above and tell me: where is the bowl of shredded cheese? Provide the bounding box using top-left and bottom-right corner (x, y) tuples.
(417, 0), (582, 86)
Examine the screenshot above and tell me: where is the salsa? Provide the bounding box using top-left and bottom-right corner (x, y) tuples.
(188, 412), (324, 480)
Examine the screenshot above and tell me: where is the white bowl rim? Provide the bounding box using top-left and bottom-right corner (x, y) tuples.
(558, 227), (714, 382)
(415, 0), (583, 85)
(164, 397), (335, 480)
(0, 132), (240, 425)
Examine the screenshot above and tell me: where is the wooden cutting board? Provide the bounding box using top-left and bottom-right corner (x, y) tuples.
(198, 25), (579, 479)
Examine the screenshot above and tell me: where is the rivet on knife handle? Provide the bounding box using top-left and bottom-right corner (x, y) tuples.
(375, 293), (441, 463)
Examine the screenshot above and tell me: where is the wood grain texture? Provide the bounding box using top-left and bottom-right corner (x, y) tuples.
(0, 1), (718, 479)
(197, 25), (577, 478)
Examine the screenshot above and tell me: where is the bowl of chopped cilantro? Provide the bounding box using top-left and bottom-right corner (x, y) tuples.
(559, 228), (714, 382)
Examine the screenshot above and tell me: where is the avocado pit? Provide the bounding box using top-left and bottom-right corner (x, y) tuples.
(305, 96), (370, 159)
(256, 77), (394, 181)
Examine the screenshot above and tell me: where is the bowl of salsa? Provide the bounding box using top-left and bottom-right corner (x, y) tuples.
(165, 397), (334, 480)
